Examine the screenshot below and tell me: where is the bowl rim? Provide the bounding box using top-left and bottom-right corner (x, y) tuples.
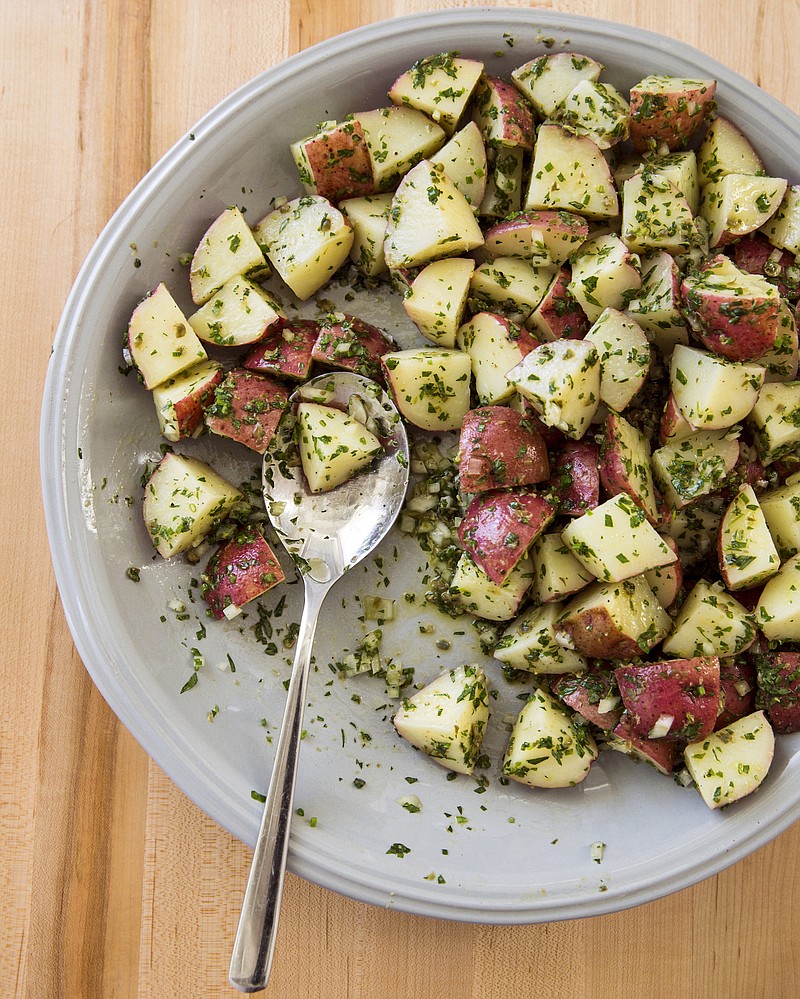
(40, 4), (800, 924)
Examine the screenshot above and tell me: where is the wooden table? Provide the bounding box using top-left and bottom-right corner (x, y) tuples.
(8, 1), (800, 995)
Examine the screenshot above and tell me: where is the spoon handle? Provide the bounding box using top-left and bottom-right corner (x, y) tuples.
(229, 576), (330, 993)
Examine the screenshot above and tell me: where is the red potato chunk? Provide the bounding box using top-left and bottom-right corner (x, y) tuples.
(483, 211), (589, 265)
(201, 529), (285, 619)
(681, 254), (781, 362)
(473, 74), (535, 149)
(716, 658), (757, 730)
(610, 712), (679, 774)
(457, 489), (555, 584)
(615, 657), (721, 743)
(241, 319), (319, 382)
(756, 651), (800, 733)
(529, 266), (591, 342)
(293, 120), (374, 203)
(551, 666), (623, 731)
(205, 368), (290, 454)
(629, 76), (716, 152)
(312, 313), (396, 382)
(659, 392), (694, 445)
(548, 439), (600, 516)
(599, 412), (663, 526)
(732, 233), (800, 301)
(457, 406), (550, 494)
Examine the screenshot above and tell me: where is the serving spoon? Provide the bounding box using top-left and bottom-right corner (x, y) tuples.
(229, 371), (410, 993)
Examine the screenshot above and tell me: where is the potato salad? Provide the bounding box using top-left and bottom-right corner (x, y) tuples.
(125, 46), (800, 812)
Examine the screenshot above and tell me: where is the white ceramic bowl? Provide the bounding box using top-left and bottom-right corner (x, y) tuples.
(41, 8), (800, 923)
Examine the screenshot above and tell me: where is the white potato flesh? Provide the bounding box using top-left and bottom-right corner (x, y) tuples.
(355, 106), (445, 190)
(684, 711), (774, 809)
(583, 308), (651, 412)
(664, 502), (723, 569)
(296, 402), (382, 494)
(494, 602), (588, 674)
(340, 193), (393, 277)
(511, 52), (603, 117)
(456, 312), (533, 405)
(763, 184), (800, 255)
(699, 174), (787, 248)
(644, 536), (682, 608)
(388, 56), (484, 135)
(127, 283), (208, 389)
(506, 338), (600, 439)
(479, 146), (525, 218)
(651, 429), (740, 510)
(747, 381), (800, 465)
(621, 171), (697, 254)
(669, 344), (764, 430)
(561, 493), (677, 582)
(558, 79), (629, 148)
(719, 485), (780, 590)
(429, 121), (488, 211)
(639, 150), (700, 214)
(392, 664), (489, 775)
(189, 206), (268, 305)
(254, 196), (353, 301)
(662, 579), (756, 658)
(568, 233), (641, 322)
(152, 359), (222, 442)
(524, 124), (619, 220)
(470, 258), (553, 316)
(530, 533), (594, 604)
(483, 211), (588, 267)
(755, 553), (800, 641)
(142, 453), (242, 558)
(450, 551), (532, 622)
(624, 250), (689, 356)
(188, 276), (283, 347)
(384, 160), (484, 268)
(403, 257), (475, 347)
(382, 348), (472, 431)
(697, 116), (765, 186)
(502, 687), (598, 788)
(760, 480), (800, 561)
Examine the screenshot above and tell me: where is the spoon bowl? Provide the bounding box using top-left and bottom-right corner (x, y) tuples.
(229, 372), (409, 992)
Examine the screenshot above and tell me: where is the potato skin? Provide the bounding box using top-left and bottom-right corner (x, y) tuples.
(615, 657), (721, 742)
(458, 489), (555, 584)
(300, 120), (374, 203)
(312, 313), (396, 382)
(556, 605), (643, 659)
(551, 666), (623, 731)
(457, 406), (550, 493)
(733, 233), (800, 300)
(242, 318), (319, 382)
(756, 651), (800, 733)
(205, 368), (290, 454)
(629, 79), (716, 152)
(612, 712), (679, 773)
(201, 529), (285, 619)
(549, 439), (600, 516)
(716, 658), (757, 729)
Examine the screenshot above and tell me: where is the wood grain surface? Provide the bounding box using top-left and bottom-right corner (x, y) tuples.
(7, 1), (800, 996)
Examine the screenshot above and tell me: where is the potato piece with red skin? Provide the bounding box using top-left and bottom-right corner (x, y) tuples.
(457, 489), (555, 585)
(291, 119), (374, 203)
(551, 666), (623, 731)
(681, 254), (781, 362)
(609, 712), (679, 774)
(733, 233), (800, 301)
(473, 74), (535, 150)
(205, 368), (290, 455)
(483, 211), (589, 267)
(457, 407), (550, 494)
(615, 657), (720, 743)
(645, 535), (683, 610)
(152, 360), (223, 442)
(201, 529), (285, 620)
(716, 658), (757, 730)
(528, 266), (590, 342)
(242, 319), (319, 382)
(548, 439), (600, 516)
(311, 313), (396, 382)
(629, 75), (716, 152)
(659, 392), (694, 445)
(555, 575), (670, 660)
(599, 412), (662, 525)
(756, 651), (800, 733)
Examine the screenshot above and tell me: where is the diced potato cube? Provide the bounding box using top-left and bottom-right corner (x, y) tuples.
(683, 711), (774, 809)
